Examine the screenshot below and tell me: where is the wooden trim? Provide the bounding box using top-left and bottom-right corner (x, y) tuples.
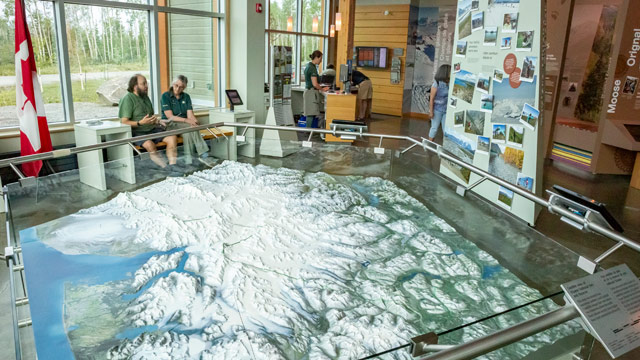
(355, 5), (410, 13)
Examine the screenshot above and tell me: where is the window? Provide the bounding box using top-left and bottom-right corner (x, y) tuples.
(0, 0), (63, 128)
(65, 4), (150, 121)
(0, 0), (224, 129)
(266, 0), (328, 86)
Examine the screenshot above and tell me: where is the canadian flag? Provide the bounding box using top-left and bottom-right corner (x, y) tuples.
(15, 0), (52, 177)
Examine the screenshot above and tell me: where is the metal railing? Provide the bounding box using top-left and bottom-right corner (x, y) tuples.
(0, 121), (638, 360)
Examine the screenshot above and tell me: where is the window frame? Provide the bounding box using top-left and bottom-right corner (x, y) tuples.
(1, 0), (226, 131)
(265, 0), (329, 86)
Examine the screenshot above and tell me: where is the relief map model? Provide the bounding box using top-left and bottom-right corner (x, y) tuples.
(21, 161), (578, 359)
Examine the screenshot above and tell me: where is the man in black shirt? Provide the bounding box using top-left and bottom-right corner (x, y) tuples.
(351, 69), (373, 122)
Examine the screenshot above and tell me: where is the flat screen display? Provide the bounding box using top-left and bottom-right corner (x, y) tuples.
(356, 47), (387, 69)
(225, 90), (243, 105)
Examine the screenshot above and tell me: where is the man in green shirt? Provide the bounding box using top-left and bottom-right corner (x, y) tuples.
(119, 74), (178, 168)
(161, 75), (214, 167)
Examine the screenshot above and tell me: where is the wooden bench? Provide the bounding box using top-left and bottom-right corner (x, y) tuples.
(134, 128), (234, 150)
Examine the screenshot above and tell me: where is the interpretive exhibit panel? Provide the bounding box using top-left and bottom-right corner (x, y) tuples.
(21, 162), (578, 359)
(562, 264), (640, 358)
(441, 0), (543, 224)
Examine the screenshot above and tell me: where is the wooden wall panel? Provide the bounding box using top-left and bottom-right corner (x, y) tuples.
(353, 4), (409, 116)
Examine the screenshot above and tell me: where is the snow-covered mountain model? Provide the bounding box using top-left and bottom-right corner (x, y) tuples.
(23, 161), (579, 360)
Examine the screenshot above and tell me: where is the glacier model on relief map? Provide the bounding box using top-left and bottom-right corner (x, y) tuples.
(20, 161), (578, 359)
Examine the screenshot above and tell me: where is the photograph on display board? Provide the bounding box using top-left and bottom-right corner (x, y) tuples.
(507, 125), (524, 148)
(454, 111), (465, 127)
(477, 136), (491, 154)
(492, 76), (536, 125)
(623, 76), (638, 95)
(502, 13), (518, 33)
(497, 186), (515, 209)
(471, 12), (484, 32)
(454, 63), (461, 73)
(501, 37), (512, 49)
(489, 143), (524, 184)
(492, 124), (507, 143)
(442, 159), (471, 184)
(481, 94), (494, 113)
(516, 172), (534, 192)
(465, 110), (486, 135)
(516, 31), (534, 51)
(459, 11), (472, 40)
(520, 103), (539, 130)
(484, 27), (498, 46)
(456, 41), (468, 57)
(494, 69), (504, 83)
(521, 56), (537, 83)
(450, 97), (458, 108)
(471, 0), (479, 11)
(476, 73), (491, 94)
(453, 70), (476, 103)
(444, 127), (476, 164)
(458, 0), (472, 18)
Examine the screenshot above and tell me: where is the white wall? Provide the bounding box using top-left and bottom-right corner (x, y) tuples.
(228, 0), (266, 125)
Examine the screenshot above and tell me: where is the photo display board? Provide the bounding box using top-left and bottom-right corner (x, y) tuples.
(440, 0), (543, 224)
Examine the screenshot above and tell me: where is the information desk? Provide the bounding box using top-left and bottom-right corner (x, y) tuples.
(325, 93), (359, 143)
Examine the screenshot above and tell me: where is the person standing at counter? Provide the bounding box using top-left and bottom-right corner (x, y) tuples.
(428, 64), (452, 142)
(352, 69), (373, 122)
(302, 50), (327, 128)
(161, 75), (216, 167)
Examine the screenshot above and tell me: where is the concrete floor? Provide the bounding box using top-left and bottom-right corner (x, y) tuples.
(1, 114), (639, 359)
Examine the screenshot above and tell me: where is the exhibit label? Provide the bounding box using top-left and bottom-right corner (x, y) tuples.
(561, 264), (640, 358)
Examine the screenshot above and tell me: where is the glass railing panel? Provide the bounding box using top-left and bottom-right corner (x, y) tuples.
(2, 133), (595, 359)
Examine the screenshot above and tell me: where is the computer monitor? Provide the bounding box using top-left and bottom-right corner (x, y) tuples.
(225, 89), (243, 111)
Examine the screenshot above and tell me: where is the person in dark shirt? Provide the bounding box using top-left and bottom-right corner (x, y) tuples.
(119, 74), (178, 169)
(351, 69), (373, 122)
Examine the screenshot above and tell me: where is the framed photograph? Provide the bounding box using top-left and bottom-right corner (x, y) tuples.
(516, 30), (534, 51)
(450, 97), (458, 108)
(471, 0), (479, 11)
(623, 76), (638, 95)
(520, 103), (539, 130)
(477, 136), (491, 154)
(521, 56), (537, 83)
(454, 110), (465, 127)
(458, 11), (472, 40)
(502, 13), (518, 33)
(465, 110), (485, 136)
(472, 12), (484, 32)
(497, 186), (515, 209)
(501, 37), (512, 50)
(476, 73), (491, 94)
(507, 125), (524, 148)
(516, 172), (534, 192)
(484, 27), (498, 46)
(444, 126), (476, 164)
(492, 124), (506, 143)
(453, 70), (476, 104)
(494, 69), (504, 83)
(454, 62), (462, 73)
(481, 94), (494, 113)
(456, 40), (468, 57)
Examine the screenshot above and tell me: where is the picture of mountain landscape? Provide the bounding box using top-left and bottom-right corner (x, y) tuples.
(492, 75), (536, 124)
(453, 70), (476, 103)
(465, 110), (486, 135)
(444, 127), (476, 164)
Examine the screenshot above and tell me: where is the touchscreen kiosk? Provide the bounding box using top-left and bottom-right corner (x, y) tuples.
(226, 89), (243, 111)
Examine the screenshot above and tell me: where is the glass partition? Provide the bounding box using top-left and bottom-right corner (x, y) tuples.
(3, 132), (593, 359)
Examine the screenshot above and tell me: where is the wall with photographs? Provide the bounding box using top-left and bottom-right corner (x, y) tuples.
(403, 0), (456, 116)
(440, 0), (542, 225)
